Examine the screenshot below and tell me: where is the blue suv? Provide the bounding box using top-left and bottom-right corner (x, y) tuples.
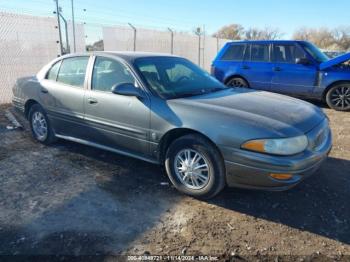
(212, 40), (350, 111)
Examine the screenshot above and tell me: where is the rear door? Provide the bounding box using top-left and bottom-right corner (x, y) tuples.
(270, 43), (317, 95)
(40, 56), (90, 138)
(241, 43), (273, 91)
(83, 56), (151, 156)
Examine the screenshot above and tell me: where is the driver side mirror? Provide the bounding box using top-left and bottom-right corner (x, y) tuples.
(111, 83), (143, 98)
(295, 57), (310, 65)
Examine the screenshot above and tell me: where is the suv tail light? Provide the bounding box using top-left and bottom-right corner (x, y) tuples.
(210, 65), (215, 75)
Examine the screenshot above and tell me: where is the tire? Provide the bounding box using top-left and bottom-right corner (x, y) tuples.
(29, 104), (57, 145)
(165, 134), (226, 199)
(326, 83), (350, 111)
(226, 77), (249, 88)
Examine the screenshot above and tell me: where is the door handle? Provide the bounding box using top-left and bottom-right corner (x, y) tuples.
(41, 88), (48, 94)
(273, 67), (282, 72)
(87, 98), (98, 104)
(242, 65), (250, 70)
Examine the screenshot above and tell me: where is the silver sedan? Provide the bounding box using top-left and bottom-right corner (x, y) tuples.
(12, 52), (332, 198)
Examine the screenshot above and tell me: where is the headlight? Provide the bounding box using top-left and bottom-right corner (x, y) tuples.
(241, 135), (308, 155)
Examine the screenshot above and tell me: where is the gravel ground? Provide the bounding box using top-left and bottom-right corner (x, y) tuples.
(0, 103), (349, 260)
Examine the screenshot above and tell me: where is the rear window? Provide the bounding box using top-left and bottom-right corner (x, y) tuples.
(220, 44), (245, 61)
(57, 57), (89, 88)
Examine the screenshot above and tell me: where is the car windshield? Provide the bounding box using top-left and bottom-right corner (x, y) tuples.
(134, 57), (228, 99)
(300, 42), (329, 63)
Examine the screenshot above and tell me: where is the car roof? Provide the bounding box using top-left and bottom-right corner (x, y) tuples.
(226, 40), (307, 44)
(60, 51), (180, 63)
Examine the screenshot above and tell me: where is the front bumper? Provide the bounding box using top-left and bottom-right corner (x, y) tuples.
(221, 119), (332, 191)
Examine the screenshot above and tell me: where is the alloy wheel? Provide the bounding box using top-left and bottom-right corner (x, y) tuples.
(329, 86), (350, 109)
(174, 149), (210, 190)
(32, 111), (48, 141)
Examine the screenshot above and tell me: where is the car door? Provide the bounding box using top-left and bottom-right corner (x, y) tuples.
(83, 55), (151, 157)
(39, 56), (90, 138)
(241, 43), (273, 91)
(270, 43), (317, 95)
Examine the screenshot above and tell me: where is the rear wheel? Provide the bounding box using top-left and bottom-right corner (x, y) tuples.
(326, 83), (350, 111)
(29, 104), (57, 144)
(226, 77), (249, 88)
(165, 134), (226, 199)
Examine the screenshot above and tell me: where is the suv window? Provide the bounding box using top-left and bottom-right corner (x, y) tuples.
(92, 57), (135, 92)
(251, 44), (269, 62)
(221, 44), (245, 61)
(273, 44), (306, 63)
(57, 57), (89, 87)
(46, 61), (61, 81)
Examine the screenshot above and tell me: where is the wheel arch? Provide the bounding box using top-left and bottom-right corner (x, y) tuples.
(323, 80), (350, 101)
(224, 74), (250, 87)
(24, 99), (40, 119)
(158, 128), (224, 165)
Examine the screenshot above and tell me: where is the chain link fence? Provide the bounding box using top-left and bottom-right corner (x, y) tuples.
(0, 12), (60, 104)
(0, 11), (230, 104)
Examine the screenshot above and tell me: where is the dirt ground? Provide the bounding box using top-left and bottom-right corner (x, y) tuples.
(0, 103), (349, 260)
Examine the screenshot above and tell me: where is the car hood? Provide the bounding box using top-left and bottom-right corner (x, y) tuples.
(169, 89), (325, 137)
(319, 52), (350, 70)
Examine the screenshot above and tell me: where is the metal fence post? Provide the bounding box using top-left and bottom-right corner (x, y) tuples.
(168, 27), (174, 54)
(54, 0), (63, 55)
(128, 23), (137, 51)
(58, 12), (69, 53)
(71, 0), (76, 52)
(216, 37), (219, 53)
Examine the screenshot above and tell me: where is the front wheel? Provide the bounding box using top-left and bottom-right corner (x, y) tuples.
(326, 83), (350, 111)
(165, 134), (226, 199)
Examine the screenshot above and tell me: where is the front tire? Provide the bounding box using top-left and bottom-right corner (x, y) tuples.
(326, 83), (350, 111)
(29, 104), (57, 145)
(165, 134), (226, 199)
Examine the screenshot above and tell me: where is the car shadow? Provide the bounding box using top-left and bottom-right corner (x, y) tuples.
(209, 156), (350, 245)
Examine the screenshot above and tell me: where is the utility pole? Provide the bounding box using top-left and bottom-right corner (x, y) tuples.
(54, 0), (63, 55)
(71, 0), (76, 52)
(168, 27), (174, 54)
(195, 27), (201, 66)
(128, 23), (137, 51)
(202, 24), (205, 68)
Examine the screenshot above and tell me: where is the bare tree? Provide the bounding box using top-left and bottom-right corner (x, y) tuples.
(332, 26), (350, 51)
(213, 24), (244, 40)
(293, 27), (350, 50)
(244, 27), (263, 40)
(245, 27), (283, 40)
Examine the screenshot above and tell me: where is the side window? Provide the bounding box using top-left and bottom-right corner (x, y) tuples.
(220, 44), (245, 61)
(92, 57), (135, 92)
(57, 57), (89, 87)
(251, 44), (269, 62)
(273, 44), (306, 63)
(46, 61), (61, 81)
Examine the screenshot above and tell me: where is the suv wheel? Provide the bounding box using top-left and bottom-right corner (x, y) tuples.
(226, 77), (249, 88)
(326, 83), (350, 111)
(165, 134), (226, 199)
(29, 104), (57, 144)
